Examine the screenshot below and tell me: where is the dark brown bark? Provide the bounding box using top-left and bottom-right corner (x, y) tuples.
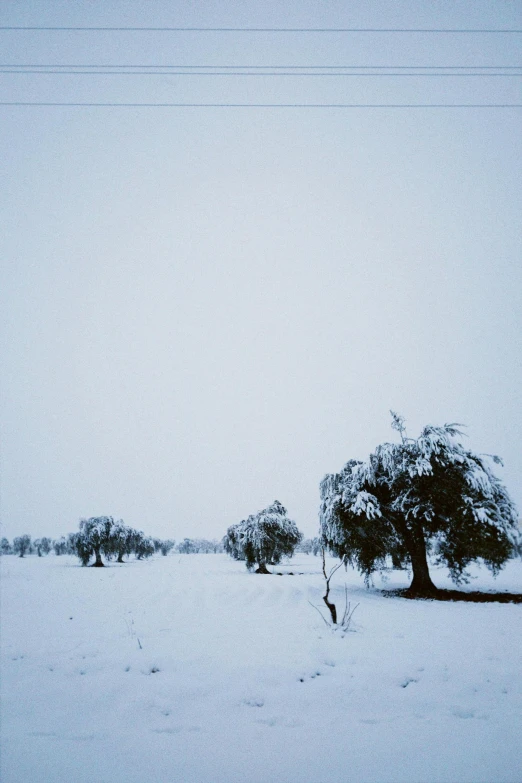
(405, 523), (438, 596)
(255, 562), (271, 574)
(117, 552), (124, 563)
(321, 548), (342, 624)
(322, 592), (337, 624)
(92, 548), (104, 567)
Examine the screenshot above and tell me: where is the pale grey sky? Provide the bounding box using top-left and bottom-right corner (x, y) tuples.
(1, 1), (521, 541)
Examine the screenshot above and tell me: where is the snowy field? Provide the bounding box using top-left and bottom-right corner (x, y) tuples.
(1, 553), (521, 783)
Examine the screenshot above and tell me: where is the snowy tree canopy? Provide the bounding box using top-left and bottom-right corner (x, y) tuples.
(13, 535), (31, 558)
(224, 501), (303, 573)
(320, 415), (519, 595)
(78, 516), (115, 567)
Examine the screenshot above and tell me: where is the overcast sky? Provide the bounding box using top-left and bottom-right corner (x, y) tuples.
(1, 1), (521, 542)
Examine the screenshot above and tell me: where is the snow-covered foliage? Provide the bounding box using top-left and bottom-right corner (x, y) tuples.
(134, 534), (155, 560)
(68, 531), (93, 566)
(153, 538), (176, 556)
(52, 536), (69, 556)
(177, 537), (223, 554)
(295, 537), (322, 556)
(77, 516), (115, 566)
(223, 524), (245, 560)
(320, 414), (519, 591)
(108, 522), (138, 563)
(224, 501), (303, 572)
(12, 535), (31, 558)
(33, 537), (52, 556)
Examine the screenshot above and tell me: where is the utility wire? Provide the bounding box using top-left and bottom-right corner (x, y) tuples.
(2, 70), (520, 76)
(1, 102), (520, 107)
(1, 26), (521, 33)
(1, 64), (519, 69)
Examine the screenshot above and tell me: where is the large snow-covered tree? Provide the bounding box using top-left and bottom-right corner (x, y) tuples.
(69, 531), (93, 566)
(78, 516), (115, 567)
(13, 535), (31, 558)
(225, 501), (302, 573)
(108, 521), (136, 563)
(223, 524), (245, 561)
(320, 414), (519, 596)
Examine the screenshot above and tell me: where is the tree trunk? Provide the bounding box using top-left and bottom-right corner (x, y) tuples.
(323, 592), (337, 624)
(117, 551), (124, 563)
(92, 548), (104, 567)
(321, 548), (339, 623)
(255, 562), (271, 574)
(406, 524), (438, 596)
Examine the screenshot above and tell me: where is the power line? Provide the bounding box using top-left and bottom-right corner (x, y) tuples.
(1, 102), (520, 107)
(2, 70), (520, 76)
(2, 64), (520, 69)
(0, 26), (521, 33)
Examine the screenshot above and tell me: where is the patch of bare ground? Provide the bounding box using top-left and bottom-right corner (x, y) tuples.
(384, 588), (522, 603)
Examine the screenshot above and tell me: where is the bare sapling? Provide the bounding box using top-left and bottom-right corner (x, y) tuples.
(309, 549), (359, 632)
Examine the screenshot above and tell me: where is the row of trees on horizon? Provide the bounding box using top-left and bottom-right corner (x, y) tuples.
(1, 528), (322, 563)
(0, 528), (224, 564)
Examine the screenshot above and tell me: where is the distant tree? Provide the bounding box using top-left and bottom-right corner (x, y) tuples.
(296, 537), (313, 555)
(225, 501), (302, 573)
(109, 522), (136, 563)
(159, 539), (175, 556)
(295, 537), (322, 556)
(177, 538), (197, 554)
(320, 414), (520, 596)
(210, 538), (223, 554)
(151, 538), (175, 556)
(134, 533), (155, 560)
(193, 538), (219, 553)
(53, 537), (68, 556)
(68, 532), (92, 566)
(33, 537), (52, 557)
(79, 517), (115, 567)
(0, 537), (12, 555)
(13, 535), (31, 558)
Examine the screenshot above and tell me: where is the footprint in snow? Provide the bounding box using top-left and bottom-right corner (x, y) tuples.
(298, 670), (323, 682)
(152, 726), (183, 734)
(243, 697), (264, 707)
(152, 725), (201, 734)
(256, 716), (301, 728)
(452, 708), (475, 719)
(400, 677), (419, 688)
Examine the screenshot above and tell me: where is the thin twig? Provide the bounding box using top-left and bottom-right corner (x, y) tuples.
(307, 600), (331, 627)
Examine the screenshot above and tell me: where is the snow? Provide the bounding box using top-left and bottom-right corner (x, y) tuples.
(1, 553), (521, 783)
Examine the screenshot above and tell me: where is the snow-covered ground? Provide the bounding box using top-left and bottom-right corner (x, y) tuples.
(1, 553), (521, 783)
